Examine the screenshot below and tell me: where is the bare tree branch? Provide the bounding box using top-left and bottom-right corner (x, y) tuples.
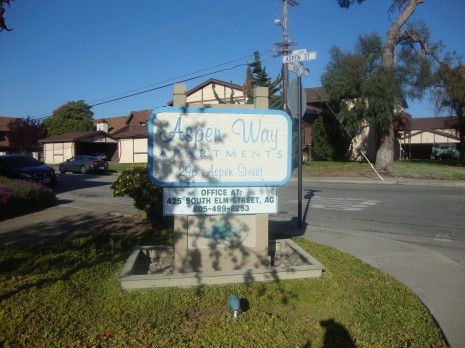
(0, 0), (13, 32)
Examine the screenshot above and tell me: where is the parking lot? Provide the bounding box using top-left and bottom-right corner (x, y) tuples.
(54, 171), (136, 215)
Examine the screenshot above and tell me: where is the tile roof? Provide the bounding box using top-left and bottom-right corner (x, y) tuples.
(167, 78), (245, 105)
(0, 116), (19, 132)
(186, 78), (244, 96)
(305, 87), (329, 103)
(38, 131), (116, 143)
(0, 116), (19, 147)
(113, 125), (149, 138)
(410, 117), (456, 130)
(93, 116), (127, 134)
(126, 110), (152, 125)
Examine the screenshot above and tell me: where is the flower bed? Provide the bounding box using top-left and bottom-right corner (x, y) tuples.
(0, 177), (55, 220)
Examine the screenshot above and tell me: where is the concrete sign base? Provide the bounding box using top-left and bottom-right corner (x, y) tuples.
(173, 214), (270, 273)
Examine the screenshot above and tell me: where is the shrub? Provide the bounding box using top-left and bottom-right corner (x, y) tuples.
(0, 177), (56, 220)
(310, 115), (351, 161)
(110, 165), (170, 228)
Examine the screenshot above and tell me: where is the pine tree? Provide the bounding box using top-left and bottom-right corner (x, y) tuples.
(243, 51), (283, 110)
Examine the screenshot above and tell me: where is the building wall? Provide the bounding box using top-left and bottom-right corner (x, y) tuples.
(187, 84), (245, 105)
(409, 131), (458, 145)
(116, 83), (247, 164)
(43, 142), (75, 164)
(400, 130), (459, 145)
(118, 138), (148, 163)
(350, 123), (376, 161)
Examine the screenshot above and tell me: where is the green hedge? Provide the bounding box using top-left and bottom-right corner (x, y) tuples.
(0, 177), (56, 220)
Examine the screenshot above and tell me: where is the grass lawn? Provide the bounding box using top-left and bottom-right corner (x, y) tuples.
(0, 234), (447, 347)
(300, 160), (465, 180)
(2, 160), (459, 346)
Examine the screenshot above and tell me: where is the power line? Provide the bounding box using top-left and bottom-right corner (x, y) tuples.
(90, 53), (274, 107)
(87, 53), (261, 106)
(33, 52), (274, 121)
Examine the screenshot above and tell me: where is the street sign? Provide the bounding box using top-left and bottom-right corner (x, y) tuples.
(283, 51), (316, 63)
(288, 62), (309, 76)
(287, 79), (307, 120)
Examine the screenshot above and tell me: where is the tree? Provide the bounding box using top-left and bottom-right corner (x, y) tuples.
(310, 113), (351, 161)
(311, 117), (334, 160)
(8, 116), (48, 153)
(433, 57), (465, 165)
(334, 0), (440, 173)
(0, 0), (13, 32)
(322, 34), (404, 160)
(243, 51), (283, 110)
(44, 100), (94, 136)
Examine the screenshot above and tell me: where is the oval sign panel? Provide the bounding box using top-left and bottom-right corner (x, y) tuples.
(148, 107), (292, 187)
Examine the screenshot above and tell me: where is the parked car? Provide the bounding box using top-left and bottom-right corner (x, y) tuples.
(59, 155), (109, 174)
(0, 154), (58, 187)
(431, 143), (459, 160)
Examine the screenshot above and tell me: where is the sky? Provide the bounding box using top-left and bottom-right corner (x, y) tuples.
(1, 0), (464, 121)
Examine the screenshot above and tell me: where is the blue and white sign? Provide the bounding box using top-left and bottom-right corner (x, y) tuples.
(148, 107), (292, 187)
(163, 187), (277, 215)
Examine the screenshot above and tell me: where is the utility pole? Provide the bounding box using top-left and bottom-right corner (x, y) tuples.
(274, 0), (298, 112)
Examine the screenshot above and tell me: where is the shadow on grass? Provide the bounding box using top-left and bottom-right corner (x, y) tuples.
(320, 318), (356, 347)
(0, 210), (158, 302)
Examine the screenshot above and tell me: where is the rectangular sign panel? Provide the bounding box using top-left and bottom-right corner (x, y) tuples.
(283, 51), (316, 63)
(148, 107), (292, 187)
(163, 187), (277, 215)
(288, 63), (309, 76)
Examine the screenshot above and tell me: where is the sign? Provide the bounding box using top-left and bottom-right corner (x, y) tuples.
(288, 62), (309, 76)
(287, 79), (307, 119)
(163, 187), (277, 215)
(283, 51), (316, 63)
(148, 107), (292, 187)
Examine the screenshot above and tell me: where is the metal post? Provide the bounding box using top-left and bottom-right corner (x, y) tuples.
(297, 75), (303, 228)
(282, 0), (289, 112)
(275, 0), (298, 113)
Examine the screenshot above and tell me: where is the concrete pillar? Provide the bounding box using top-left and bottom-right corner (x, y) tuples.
(173, 84), (187, 107)
(171, 84), (271, 274)
(254, 87), (269, 109)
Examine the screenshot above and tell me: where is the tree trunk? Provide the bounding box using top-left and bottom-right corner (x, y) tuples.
(376, 126), (395, 174)
(376, 0), (424, 172)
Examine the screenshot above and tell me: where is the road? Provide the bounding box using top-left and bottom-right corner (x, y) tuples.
(273, 178), (465, 270)
(54, 173), (465, 270)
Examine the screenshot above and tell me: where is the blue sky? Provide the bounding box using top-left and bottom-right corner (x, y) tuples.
(1, 0), (464, 120)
